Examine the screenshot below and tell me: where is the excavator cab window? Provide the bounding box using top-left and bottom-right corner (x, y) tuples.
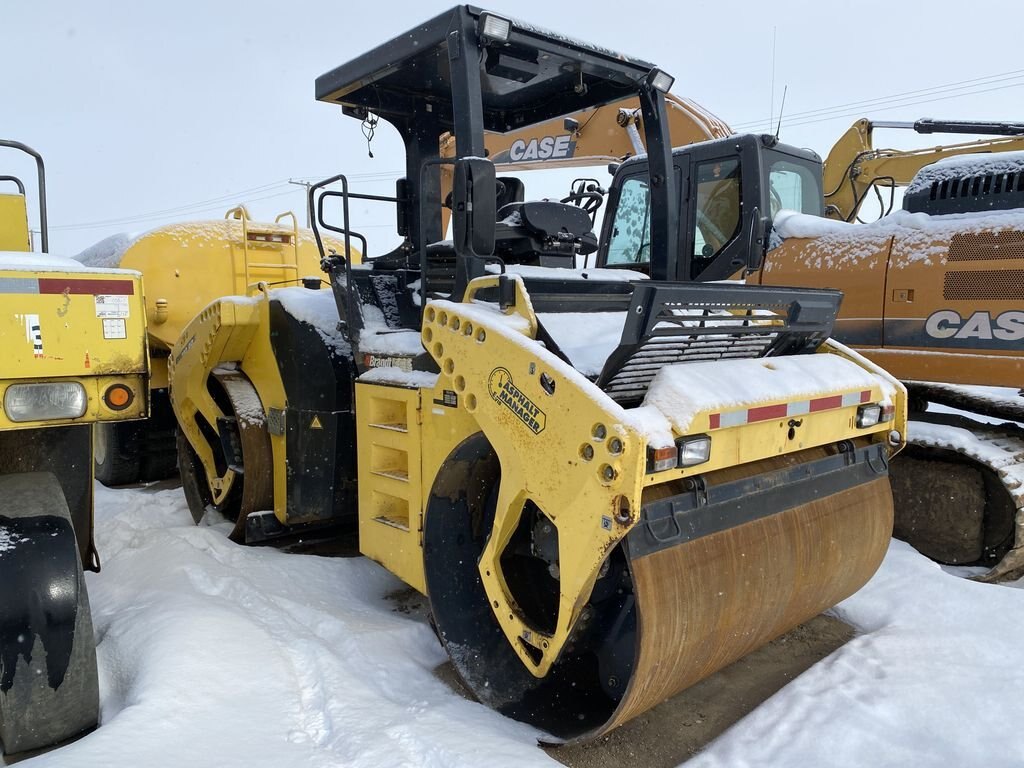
(691, 158), (742, 279)
(766, 157), (822, 218)
(605, 175), (651, 265)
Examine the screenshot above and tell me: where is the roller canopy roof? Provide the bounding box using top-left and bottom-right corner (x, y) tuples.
(315, 5), (661, 133)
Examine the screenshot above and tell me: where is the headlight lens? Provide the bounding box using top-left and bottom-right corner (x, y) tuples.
(677, 435), (712, 467)
(856, 404), (882, 429)
(4, 382), (87, 422)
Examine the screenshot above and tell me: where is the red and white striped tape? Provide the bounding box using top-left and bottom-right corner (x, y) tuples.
(708, 390), (872, 430)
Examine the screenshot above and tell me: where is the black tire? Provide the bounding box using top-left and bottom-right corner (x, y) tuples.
(0, 472), (99, 755)
(93, 421), (143, 486)
(137, 390), (179, 482)
(94, 390), (179, 487)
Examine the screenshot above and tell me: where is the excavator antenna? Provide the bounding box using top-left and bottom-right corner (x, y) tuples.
(775, 85), (788, 140)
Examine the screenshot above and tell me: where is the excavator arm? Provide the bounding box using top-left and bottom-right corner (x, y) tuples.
(823, 117), (1024, 222)
(439, 93), (732, 232)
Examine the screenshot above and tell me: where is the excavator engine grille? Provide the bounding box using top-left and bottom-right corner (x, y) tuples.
(944, 269), (1024, 301)
(948, 230), (1024, 262)
(595, 283), (841, 406)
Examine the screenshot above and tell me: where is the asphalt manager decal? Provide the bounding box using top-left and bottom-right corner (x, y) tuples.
(488, 367), (546, 434)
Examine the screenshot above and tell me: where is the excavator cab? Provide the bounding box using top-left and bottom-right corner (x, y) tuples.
(597, 133), (823, 280)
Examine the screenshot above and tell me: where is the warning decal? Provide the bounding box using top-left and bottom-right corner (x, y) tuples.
(25, 314), (43, 357)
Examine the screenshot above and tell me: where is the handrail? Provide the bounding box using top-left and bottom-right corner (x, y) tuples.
(0, 140), (47, 252)
(0, 175), (26, 195)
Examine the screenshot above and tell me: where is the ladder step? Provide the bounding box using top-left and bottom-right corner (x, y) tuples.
(374, 515), (410, 531)
(372, 469), (409, 482)
(367, 422), (409, 433)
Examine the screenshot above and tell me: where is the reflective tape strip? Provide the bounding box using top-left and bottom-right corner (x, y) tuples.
(708, 390), (873, 430)
(38, 278), (135, 295)
(0, 277), (39, 293)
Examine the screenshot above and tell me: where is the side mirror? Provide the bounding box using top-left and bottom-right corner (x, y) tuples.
(395, 177), (410, 237)
(744, 206), (769, 273)
(452, 157), (496, 258)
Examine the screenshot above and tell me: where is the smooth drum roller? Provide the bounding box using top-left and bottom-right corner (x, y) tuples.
(423, 441), (893, 742)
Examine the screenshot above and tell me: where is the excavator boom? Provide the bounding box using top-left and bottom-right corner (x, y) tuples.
(823, 117), (1024, 221)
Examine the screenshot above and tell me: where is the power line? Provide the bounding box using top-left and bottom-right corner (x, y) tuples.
(732, 69), (1024, 131)
(733, 69), (1024, 129)
(51, 167), (404, 232)
(766, 81), (1024, 132)
(51, 181), (292, 230)
(53, 187), (300, 232)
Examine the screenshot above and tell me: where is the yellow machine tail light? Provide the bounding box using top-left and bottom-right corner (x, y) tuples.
(647, 445), (677, 473)
(103, 383), (135, 410)
(647, 435), (713, 473)
(4, 382), (87, 422)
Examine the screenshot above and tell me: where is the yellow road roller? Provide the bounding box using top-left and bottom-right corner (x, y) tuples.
(0, 139), (148, 754)
(75, 206), (351, 486)
(169, 8), (907, 742)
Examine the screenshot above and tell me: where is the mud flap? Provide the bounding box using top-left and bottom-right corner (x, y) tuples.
(0, 473), (99, 755)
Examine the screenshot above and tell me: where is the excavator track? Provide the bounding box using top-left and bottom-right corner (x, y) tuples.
(901, 409), (1024, 582)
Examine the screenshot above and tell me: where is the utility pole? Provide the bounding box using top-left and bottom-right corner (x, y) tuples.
(288, 179), (313, 228)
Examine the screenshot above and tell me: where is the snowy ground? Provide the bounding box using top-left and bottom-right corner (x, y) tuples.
(15, 482), (1024, 768)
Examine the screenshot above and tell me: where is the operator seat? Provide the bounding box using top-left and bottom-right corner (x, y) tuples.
(495, 200), (598, 266)
(495, 176), (525, 213)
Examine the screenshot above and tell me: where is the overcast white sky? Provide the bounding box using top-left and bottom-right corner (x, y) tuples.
(4, 0), (1023, 253)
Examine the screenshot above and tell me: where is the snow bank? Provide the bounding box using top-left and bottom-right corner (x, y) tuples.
(690, 539), (1024, 767)
(11, 477), (1024, 767)
(23, 484), (549, 768)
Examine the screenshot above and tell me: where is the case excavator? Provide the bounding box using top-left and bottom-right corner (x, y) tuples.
(760, 120), (1024, 580)
(169, 7), (906, 741)
(0, 141), (148, 755)
(570, 115), (1023, 580)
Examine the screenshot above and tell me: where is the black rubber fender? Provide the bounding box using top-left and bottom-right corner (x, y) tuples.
(0, 472), (99, 755)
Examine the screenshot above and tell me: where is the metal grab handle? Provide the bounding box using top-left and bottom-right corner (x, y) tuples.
(645, 511), (682, 543)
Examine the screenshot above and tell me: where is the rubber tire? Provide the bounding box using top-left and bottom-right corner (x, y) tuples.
(94, 391), (179, 487)
(93, 421), (143, 487)
(138, 389), (179, 482)
(0, 473), (99, 755)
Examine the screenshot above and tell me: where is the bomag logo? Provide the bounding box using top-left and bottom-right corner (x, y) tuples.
(499, 135), (576, 163)
(487, 367), (546, 434)
(925, 310), (1024, 342)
